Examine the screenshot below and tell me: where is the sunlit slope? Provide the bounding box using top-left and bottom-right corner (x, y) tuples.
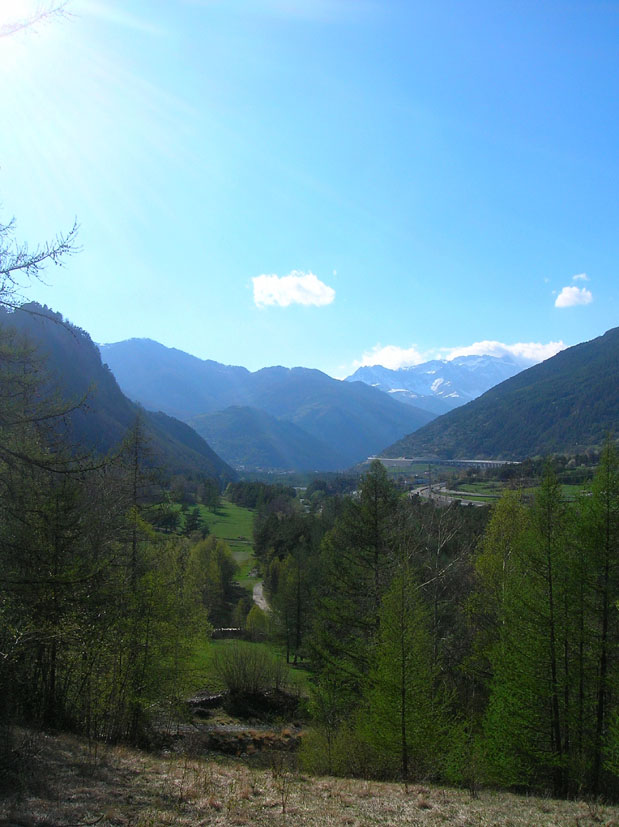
(382, 327), (619, 460)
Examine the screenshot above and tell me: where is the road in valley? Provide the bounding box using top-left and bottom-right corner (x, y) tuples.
(411, 483), (490, 508)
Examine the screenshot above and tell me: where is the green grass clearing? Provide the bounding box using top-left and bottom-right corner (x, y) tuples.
(451, 480), (503, 495)
(449, 480), (590, 502)
(197, 500), (254, 551)
(516, 483), (590, 501)
(444, 492), (497, 503)
(190, 637), (312, 695)
(191, 499), (260, 590)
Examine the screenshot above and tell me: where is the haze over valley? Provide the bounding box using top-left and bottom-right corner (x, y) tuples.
(98, 333), (575, 471)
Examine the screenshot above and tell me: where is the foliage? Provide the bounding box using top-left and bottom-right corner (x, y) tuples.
(245, 604), (270, 640)
(210, 641), (291, 696)
(190, 536), (238, 626)
(357, 566), (447, 781)
(303, 676), (350, 774)
(288, 449), (619, 798)
(0, 328), (216, 747)
(311, 460), (401, 689)
(477, 451), (619, 796)
(227, 480), (296, 510)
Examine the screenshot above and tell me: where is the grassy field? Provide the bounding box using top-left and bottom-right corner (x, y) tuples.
(513, 483), (589, 501)
(560, 483), (589, 501)
(190, 637), (312, 694)
(4, 728), (618, 826)
(447, 480), (590, 502)
(444, 492), (497, 503)
(451, 481), (503, 496)
(193, 500), (259, 589)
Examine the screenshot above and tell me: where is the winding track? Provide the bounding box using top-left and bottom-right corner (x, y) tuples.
(252, 580), (270, 611)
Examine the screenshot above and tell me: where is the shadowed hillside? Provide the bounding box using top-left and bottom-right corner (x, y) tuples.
(0, 304), (236, 481)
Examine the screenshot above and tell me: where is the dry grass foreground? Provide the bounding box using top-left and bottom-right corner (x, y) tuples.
(1, 730), (619, 826)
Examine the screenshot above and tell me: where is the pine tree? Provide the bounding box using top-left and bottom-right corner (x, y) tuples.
(483, 466), (572, 794)
(357, 565), (445, 781)
(312, 460), (399, 690)
(578, 439), (619, 793)
(271, 537), (315, 664)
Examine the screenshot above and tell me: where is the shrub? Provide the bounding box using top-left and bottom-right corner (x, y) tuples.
(211, 642), (290, 696)
(299, 724), (376, 778)
(245, 605), (269, 641)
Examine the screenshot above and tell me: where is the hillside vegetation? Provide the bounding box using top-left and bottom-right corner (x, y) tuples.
(4, 729), (618, 826)
(191, 405), (337, 471)
(3, 297), (619, 809)
(384, 326), (619, 459)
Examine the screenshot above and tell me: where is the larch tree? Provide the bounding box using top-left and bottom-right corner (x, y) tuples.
(357, 564), (445, 782)
(312, 460), (399, 691)
(483, 466), (575, 794)
(577, 439), (619, 793)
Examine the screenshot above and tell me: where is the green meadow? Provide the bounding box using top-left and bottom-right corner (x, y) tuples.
(191, 500), (259, 589)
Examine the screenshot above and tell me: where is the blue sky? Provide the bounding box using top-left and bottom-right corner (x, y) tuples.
(0, 0), (617, 377)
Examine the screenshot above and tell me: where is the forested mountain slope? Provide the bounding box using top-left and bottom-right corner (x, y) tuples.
(101, 338), (435, 470)
(0, 305), (236, 481)
(383, 327), (619, 459)
(190, 406), (341, 471)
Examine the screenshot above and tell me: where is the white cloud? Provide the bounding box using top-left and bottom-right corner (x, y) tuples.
(349, 339), (566, 374)
(572, 273), (589, 281)
(252, 270), (335, 308)
(353, 344), (427, 371)
(555, 286), (593, 308)
(444, 340), (566, 366)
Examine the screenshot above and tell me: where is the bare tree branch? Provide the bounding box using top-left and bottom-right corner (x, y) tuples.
(0, 2), (70, 39)
(0, 218), (80, 309)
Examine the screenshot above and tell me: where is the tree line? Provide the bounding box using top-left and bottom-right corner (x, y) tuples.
(0, 321), (234, 753)
(257, 454), (619, 797)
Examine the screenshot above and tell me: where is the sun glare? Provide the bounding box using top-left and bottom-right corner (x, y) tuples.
(0, 1), (60, 32)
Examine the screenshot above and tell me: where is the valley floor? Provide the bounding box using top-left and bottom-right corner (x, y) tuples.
(2, 730), (619, 826)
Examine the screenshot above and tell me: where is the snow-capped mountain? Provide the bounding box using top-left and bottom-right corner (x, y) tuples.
(345, 355), (523, 415)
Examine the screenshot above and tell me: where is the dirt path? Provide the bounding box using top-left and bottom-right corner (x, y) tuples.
(252, 581), (270, 612)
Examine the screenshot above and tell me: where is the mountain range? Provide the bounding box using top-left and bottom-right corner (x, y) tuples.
(2, 307), (615, 472)
(383, 327), (619, 460)
(0, 305), (236, 483)
(345, 355), (523, 415)
(99, 339), (435, 471)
